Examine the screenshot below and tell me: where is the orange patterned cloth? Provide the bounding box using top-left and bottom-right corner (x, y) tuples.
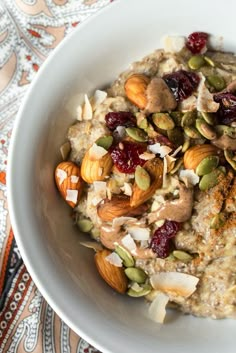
(0, 1), (113, 352)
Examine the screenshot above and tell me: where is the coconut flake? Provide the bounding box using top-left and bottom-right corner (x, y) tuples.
(65, 189), (78, 204)
(162, 156), (168, 188)
(92, 90), (107, 110)
(197, 73), (220, 112)
(71, 175), (79, 183)
(121, 182), (133, 196)
(89, 143), (108, 160)
(112, 217), (137, 228)
(80, 241), (103, 252)
(76, 105), (83, 121)
(127, 226), (150, 241)
(148, 143), (172, 158)
(56, 169), (67, 185)
(148, 291), (169, 324)
(170, 145), (182, 157)
(179, 169), (199, 187)
(178, 95), (197, 112)
(150, 272), (199, 298)
(82, 94), (93, 120)
(105, 252), (123, 267)
(163, 35), (186, 53)
(121, 234), (137, 252)
(139, 152), (156, 161)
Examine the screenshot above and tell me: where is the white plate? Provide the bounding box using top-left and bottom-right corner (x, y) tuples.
(8, 0), (236, 352)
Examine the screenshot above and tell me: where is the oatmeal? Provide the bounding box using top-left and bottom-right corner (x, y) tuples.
(54, 32), (236, 323)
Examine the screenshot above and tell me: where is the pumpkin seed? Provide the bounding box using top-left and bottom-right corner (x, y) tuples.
(167, 127), (184, 145)
(152, 113), (175, 130)
(188, 55), (205, 70)
(203, 56), (215, 67)
(215, 125), (236, 138)
(200, 112), (216, 126)
(196, 155), (219, 176)
(195, 119), (217, 140)
(77, 219), (93, 233)
(96, 135), (113, 150)
(115, 245), (135, 267)
(173, 250), (193, 262)
(184, 126), (202, 139)
(210, 213), (227, 229)
(224, 149), (236, 171)
(199, 168), (224, 191)
(126, 127), (148, 142)
(127, 284), (152, 297)
(135, 165), (151, 191)
(206, 75), (226, 91)
(125, 267), (147, 284)
(182, 137), (191, 153)
(170, 111), (183, 126)
(138, 117), (148, 130)
(170, 157), (184, 175)
(91, 228), (100, 239)
(181, 111), (197, 127)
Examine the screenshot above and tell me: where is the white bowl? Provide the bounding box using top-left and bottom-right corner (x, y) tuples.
(8, 0), (235, 352)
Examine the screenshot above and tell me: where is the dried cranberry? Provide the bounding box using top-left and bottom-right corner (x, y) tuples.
(149, 221), (181, 258)
(105, 111), (136, 131)
(214, 92), (236, 125)
(163, 70), (200, 102)
(109, 140), (146, 173)
(186, 32), (208, 54)
(148, 134), (174, 148)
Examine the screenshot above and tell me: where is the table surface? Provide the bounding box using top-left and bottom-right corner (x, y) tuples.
(0, 1), (114, 352)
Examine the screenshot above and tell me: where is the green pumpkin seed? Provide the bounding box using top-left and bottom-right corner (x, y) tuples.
(215, 125), (236, 138)
(135, 165), (151, 191)
(91, 228), (100, 239)
(145, 124), (158, 138)
(127, 284), (152, 297)
(210, 213), (227, 229)
(206, 75), (226, 91)
(115, 245), (134, 267)
(200, 112), (216, 126)
(224, 149), (236, 171)
(203, 56), (215, 67)
(124, 267), (147, 284)
(126, 127), (148, 142)
(218, 166), (226, 174)
(195, 119), (217, 140)
(170, 157), (184, 175)
(96, 135), (113, 150)
(181, 111), (197, 127)
(188, 55), (205, 70)
(199, 168), (224, 191)
(196, 155), (219, 176)
(138, 118), (148, 130)
(167, 127), (184, 145)
(182, 137), (191, 153)
(173, 250), (193, 262)
(77, 219), (93, 233)
(152, 113), (175, 130)
(184, 126), (202, 139)
(170, 111), (183, 126)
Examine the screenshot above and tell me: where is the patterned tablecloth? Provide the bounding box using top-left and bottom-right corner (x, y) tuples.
(0, 1), (114, 352)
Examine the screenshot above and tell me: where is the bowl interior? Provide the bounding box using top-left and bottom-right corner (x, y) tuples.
(8, 0), (236, 352)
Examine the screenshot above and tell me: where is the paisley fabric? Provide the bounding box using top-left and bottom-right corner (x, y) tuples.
(0, 1), (114, 351)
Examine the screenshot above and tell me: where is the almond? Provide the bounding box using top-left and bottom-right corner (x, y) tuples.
(183, 144), (219, 171)
(55, 161), (83, 208)
(130, 158), (163, 207)
(124, 74), (150, 109)
(97, 195), (148, 222)
(94, 249), (128, 294)
(81, 146), (113, 183)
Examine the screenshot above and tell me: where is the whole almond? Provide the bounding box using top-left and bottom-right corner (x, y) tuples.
(55, 161), (83, 208)
(183, 144), (219, 171)
(130, 158), (163, 207)
(81, 147), (113, 183)
(94, 249), (128, 294)
(97, 195), (148, 222)
(124, 74), (150, 109)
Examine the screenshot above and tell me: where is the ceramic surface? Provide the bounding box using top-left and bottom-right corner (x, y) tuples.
(8, 0), (236, 352)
